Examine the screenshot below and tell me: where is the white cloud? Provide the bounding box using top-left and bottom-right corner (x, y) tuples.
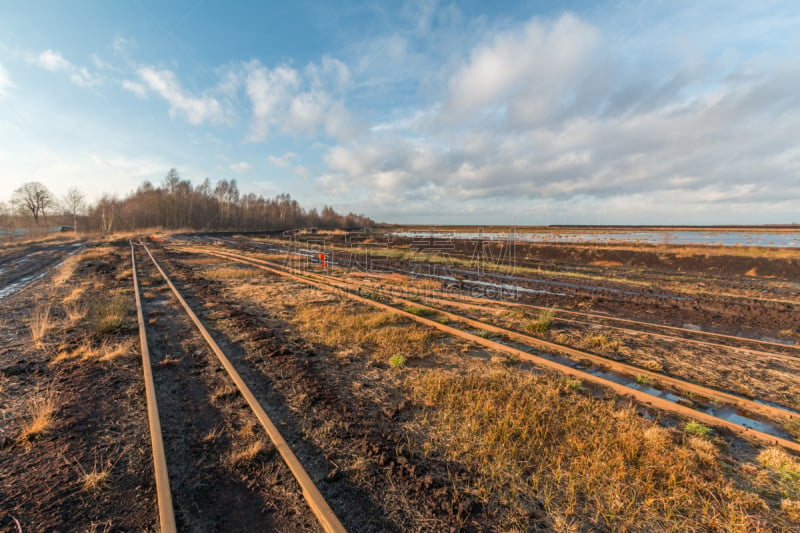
(443, 13), (600, 126)
(245, 60), (300, 140)
(121, 79), (147, 98)
(267, 152), (297, 167)
(306, 55), (351, 91)
(229, 161), (253, 173)
(32, 49), (99, 87)
(286, 91), (329, 134)
(0, 63), (13, 96)
(36, 49), (72, 72)
(293, 165), (309, 178)
(245, 58), (356, 140)
(113, 36), (135, 53)
(138, 67), (227, 125)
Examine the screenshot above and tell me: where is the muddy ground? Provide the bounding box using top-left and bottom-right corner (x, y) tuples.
(0, 244), (155, 531)
(241, 233), (800, 341)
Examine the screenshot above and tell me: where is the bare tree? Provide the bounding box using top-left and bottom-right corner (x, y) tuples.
(63, 187), (86, 232)
(12, 181), (55, 225)
(0, 201), (10, 229)
(96, 194), (118, 234)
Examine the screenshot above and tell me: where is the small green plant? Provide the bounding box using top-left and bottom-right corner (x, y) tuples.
(758, 446), (800, 483)
(389, 355), (407, 369)
(684, 420), (712, 438)
(566, 379), (584, 392)
(784, 418), (800, 440)
(635, 374), (651, 385)
(589, 332), (622, 351)
(524, 308), (554, 334)
(404, 305), (435, 318)
(474, 329), (493, 339)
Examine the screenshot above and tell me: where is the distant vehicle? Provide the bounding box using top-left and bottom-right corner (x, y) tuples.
(59, 225), (74, 232)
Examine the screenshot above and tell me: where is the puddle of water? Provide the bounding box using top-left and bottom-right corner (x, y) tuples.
(709, 406), (792, 439)
(0, 247), (83, 301)
(759, 336), (797, 347)
(0, 270), (48, 300)
(754, 398), (800, 415)
(501, 344), (793, 439)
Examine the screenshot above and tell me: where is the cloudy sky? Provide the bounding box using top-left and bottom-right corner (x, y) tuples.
(1, 1), (799, 224)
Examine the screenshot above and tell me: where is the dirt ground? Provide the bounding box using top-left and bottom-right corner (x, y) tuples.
(0, 244), (155, 531)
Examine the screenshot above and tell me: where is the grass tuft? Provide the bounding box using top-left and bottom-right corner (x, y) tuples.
(94, 295), (128, 334)
(72, 452), (118, 492)
(17, 390), (58, 443)
(523, 308), (554, 334)
(684, 420), (712, 438)
(389, 355), (407, 369)
(757, 447), (800, 483)
(225, 441), (266, 469)
(30, 304), (52, 349)
(404, 305), (436, 318)
(63, 301), (88, 324)
(784, 418), (800, 440)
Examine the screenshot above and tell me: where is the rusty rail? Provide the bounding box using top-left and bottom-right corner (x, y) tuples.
(131, 243), (176, 533)
(142, 244), (346, 533)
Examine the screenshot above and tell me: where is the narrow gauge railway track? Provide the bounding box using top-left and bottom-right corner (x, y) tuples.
(176, 244), (800, 453)
(326, 275), (800, 365)
(210, 234), (800, 315)
(204, 235), (800, 354)
(131, 242), (346, 533)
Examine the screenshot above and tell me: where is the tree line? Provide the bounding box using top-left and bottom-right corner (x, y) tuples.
(1, 169), (374, 233)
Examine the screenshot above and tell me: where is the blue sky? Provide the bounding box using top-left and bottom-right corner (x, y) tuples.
(1, 1), (799, 224)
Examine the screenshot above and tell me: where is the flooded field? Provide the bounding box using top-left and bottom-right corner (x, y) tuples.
(392, 230), (800, 247)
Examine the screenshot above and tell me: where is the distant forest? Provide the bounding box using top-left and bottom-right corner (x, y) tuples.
(1, 169), (374, 233)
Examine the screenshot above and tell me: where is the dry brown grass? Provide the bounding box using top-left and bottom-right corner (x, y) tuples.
(408, 369), (793, 531)
(17, 389), (58, 443)
(210, 383), (238, 404)
(0, 232), (77, 250)
(224, 441), (265, 469)
(29, 303), (52, 349)
(63, 300), (88, 324)
(52, 339), (133, 364)
(205, 266), (261, 280)
(63, 285), (86, 304)
(71, 451), (118, 492)
(587, 332), (622, 351)
(757, 447), (800, 480)
(202, 426), (223, 444)
(51, 254), (83, 286)
(292, 301), (434, 363)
